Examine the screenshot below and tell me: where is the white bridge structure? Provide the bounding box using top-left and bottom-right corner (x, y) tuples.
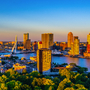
(11, 35), (17, 53)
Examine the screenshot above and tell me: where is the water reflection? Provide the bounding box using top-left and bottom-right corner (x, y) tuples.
(0, 52), (90, 72)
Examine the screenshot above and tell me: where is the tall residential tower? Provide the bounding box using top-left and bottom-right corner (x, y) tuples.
(37, 48), (51, 74)
(23, 33), (31, 50)
(68, 32), (73, 48)
(42, 33), (53, 49)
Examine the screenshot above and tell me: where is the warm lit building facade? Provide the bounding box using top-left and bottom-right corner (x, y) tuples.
(13, 63), (26, 73)
(70, 36), (79, 56)
(67, 32), (73, 48)
(70, 42), (74, 55)
(73, 36), (79, 55)
(87, 33), (90, 53)
(84, 33), (90, 58)
(0, 41), (3, 45)
(87, 33), (90, 44)
(33, 41), (38, 51)
(23, 33), (31, 50)
(25, 39), (31, 50)
(42, 33), (53, 49)
(37, 48), (51, 74)
(17, 46), (24, 50)
(38, 41), (42, 49)
(60, 42), (67, 50)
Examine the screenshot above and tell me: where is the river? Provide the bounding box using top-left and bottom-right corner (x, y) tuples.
(0, 52), (90, 72)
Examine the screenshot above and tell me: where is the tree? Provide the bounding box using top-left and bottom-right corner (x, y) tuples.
(34, 86), (42, 90)
(83, 67), (88, 72)
(57, 78), (71, 90)
(59, 69), (71, 79)
(30, 71), (42, 78)
(2, 60), (5, 65)
(53, 77), (60, 86)
(6, 80), (22, 90)
(88, 72), (90, 78)
(0, 83), (7, 90)
(61, 63), (68, 66)
(21, 84), (32, 90)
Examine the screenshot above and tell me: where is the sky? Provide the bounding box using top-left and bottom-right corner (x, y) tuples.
(0, 0), (90, 42)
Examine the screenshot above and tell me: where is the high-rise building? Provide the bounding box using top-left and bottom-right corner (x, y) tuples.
(37, 48), (51, 74)
(73, 36), (79, 55)
(68, 32), (73, 48)
(42, 33), (53, 49)
(71, 42), (74, 55)
(87, 33), (90, 44)
(70, 36), (79, 56)
(87, 33), (90, 53)
(23, 33), (29, 47)
(26, 39), (31, 50)
(38, 41), (42, 49)
(33, 41), (38, 51)
(23, 33), (31, 50)
(84, 33), (90, 57)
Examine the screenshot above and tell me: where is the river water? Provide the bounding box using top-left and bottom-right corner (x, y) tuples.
(0, 52), (90, 72)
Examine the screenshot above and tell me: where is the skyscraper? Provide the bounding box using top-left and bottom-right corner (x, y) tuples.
(84, 33), (90, 57)
(73, 36), (79, 55)
(70, 36), (79, 56)
(25, 39), (31, 50)
(87, 33), (90, 53)
(68, 32), (73, 48)
(37, 48), (51, 74)
(38, 41), (42, 49)
(23, 33), (31, 50)
(33, 41), (38, 51)
(87, 32), (90, 44)
(42, 33), (53, 49)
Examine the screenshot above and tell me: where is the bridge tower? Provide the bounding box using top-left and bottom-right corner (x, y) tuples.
(11, 35), (17, 53)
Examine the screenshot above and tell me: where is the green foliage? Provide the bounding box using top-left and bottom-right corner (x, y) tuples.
(21, 84), (32, 90)
(61, 63), (68, 66)
(2, 60), (5, 65)
(30, 71), (42, 78)
(6, 80), (22, 90)
(0, 83), (7, 90)
(34, 86), (42, 90)
(45, 76), (52, 80)
(88, 72), (90, 78)
(69, 63), (76, 66)
(53, 77), (60, 86)
(83, 67), (88, 72)
(59, 69), (71, 78)
(0, 66), (90, 90)
(57, 78), (71, 90)
(77, 68), (84, 74)
(48, 86), (55, 90)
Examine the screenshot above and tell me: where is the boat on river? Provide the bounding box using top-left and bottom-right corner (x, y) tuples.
(52, 50), (63, 56)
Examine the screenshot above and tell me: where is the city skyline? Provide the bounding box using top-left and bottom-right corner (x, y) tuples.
(0, 0), (90, 41)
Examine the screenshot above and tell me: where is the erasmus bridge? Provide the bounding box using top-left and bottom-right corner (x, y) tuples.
(11, 35), (35, 54)
(11, 35), (17, 54)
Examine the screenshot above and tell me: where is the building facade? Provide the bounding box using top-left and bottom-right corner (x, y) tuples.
(70, 36), (79, 56)
(73, 36), (79, 55)
(67, 32), (73, 48)
(37, 48), (51, 74)
(23, 33), (31, 50)
(38, 41), (42, 49)
(87, 33), (90, 53)
(42, 33), (53, 49)
(84, 33), (90, 58)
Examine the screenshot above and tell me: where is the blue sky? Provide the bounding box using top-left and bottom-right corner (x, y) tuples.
(0, 0), (90, 41)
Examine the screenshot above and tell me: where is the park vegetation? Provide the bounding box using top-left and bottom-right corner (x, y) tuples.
(0, 64), (90, 90)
